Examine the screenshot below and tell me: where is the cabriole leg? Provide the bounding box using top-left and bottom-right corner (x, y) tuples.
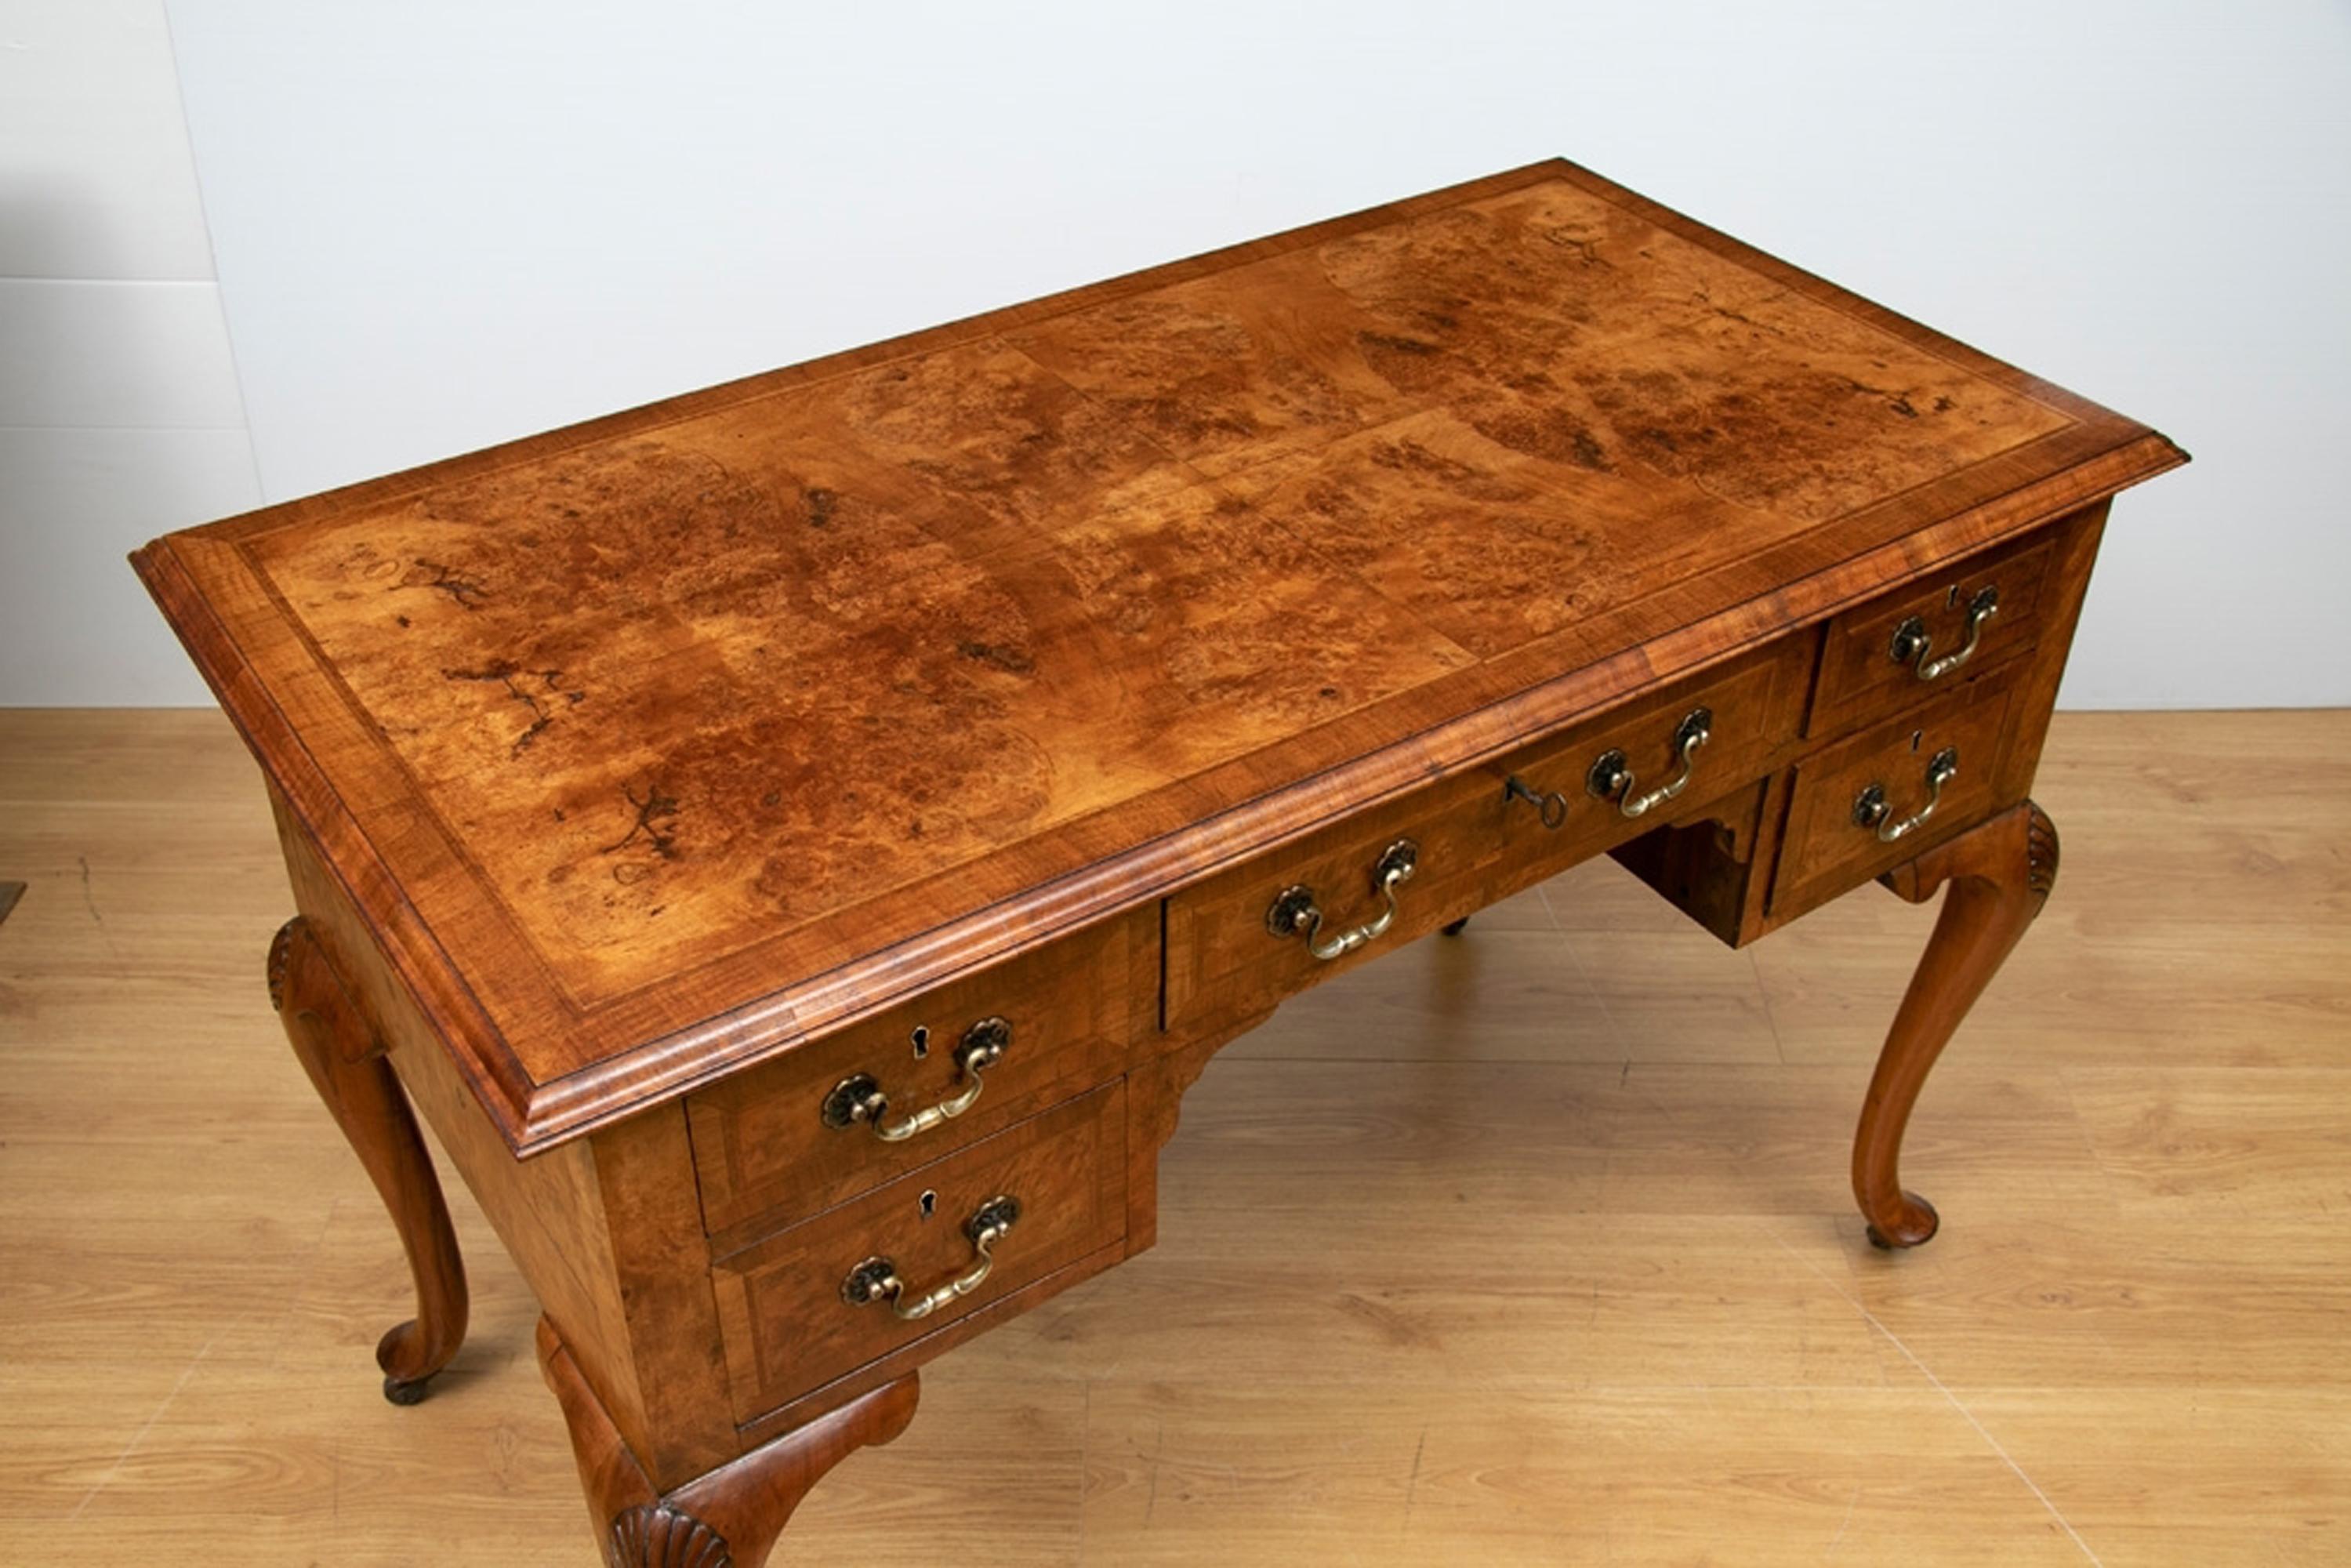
(1853, 801), (2059, 1249)
(539, 1319), (918, 1567)
(270, 916), (470, 1402)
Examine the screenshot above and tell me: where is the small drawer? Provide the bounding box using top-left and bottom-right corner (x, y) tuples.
(1164, 638), (1809, 1033)
(685, 909), (1148, 1241)
(1808, 529), (2055, 739)
(709, 1082), (1127, 1424)
(1772, 667), (2023, 920)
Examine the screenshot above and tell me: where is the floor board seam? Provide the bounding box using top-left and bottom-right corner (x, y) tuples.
(1768, 1228), (2106, 1565)
(63, 1327), (223, 1525)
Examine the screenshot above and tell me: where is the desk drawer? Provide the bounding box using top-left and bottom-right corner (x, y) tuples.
(1808, 529), (2055, 739)
(1772, 667), (2023, 920)
(1165, 640), (1808, 1032)
(710, 1082), (1125, 1424)
(686, 910), (1148, 1241)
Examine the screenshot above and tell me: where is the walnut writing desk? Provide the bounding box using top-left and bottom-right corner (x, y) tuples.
(135, 161), (2186, 1565)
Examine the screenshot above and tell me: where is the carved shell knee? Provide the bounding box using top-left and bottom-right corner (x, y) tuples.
(608, 1503), (730, 1568)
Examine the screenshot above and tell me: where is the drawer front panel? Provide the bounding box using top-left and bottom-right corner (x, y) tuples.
(711, 1082), (1126, 1424)
(1808, 530), (2055, 739)
(1772, 669), (2023, 918)
(686, 910), (1147, 1241)
(1165, 639), (1809, 1033)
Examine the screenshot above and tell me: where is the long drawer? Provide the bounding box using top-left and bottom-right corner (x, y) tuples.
(1163, 637), (1810, 1033)
(709, 1082), (1127, 1425)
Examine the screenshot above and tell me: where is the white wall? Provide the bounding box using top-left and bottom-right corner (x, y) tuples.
(0, 0), (262, 705)
(16, 2), (2351, 707)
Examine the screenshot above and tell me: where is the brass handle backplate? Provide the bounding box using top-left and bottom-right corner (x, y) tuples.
(1853, 746), (1961, 844)
(840, 1194), (1021, 1322)
(1889, 586), (1999, 681)
(1587, 706), (1712, 818)
(1266, 839), (1419, 962)
(821, 1017), (1010, 1142)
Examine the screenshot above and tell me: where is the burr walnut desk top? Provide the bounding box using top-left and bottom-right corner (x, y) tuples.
(135, 159), (2185, 1565)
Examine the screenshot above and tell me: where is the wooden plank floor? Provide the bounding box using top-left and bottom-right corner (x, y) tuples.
(2, 708), (2346, 1565)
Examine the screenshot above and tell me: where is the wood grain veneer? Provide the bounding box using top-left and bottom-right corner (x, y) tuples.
(122, 159), (2190, 1566)
(684, 906), (1151, 1243)
(1774, 666), (2027, 919)
(1165, 637), (1810, 1033)
(710, 1083), (1127, 1425)
(132, 158), (2183, 1153)
(1807, 526), (2058, 739)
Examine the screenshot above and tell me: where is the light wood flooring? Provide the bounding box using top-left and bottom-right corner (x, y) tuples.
(2, 708), (2346, 1564)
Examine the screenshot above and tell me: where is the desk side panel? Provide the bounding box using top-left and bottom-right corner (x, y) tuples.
(272, 793), (736, 1484)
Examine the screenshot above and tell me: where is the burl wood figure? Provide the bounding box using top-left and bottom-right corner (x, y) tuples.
(134, 160), (2185, 1563)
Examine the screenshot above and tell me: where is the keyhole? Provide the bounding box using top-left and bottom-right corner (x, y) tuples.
(1945, 583), (1961, 608)
(1910, 729), (1925, 753)
(919, 1189), (938, 1220)
(910, 1025), (930, 1059)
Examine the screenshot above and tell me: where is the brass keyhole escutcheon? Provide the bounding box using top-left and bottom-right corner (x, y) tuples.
(821, 1017), (1013, 1141)
(1504, 774), (1572, 829)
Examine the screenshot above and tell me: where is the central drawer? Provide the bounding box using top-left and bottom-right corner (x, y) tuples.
(1163, 637), (1810, 1033)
